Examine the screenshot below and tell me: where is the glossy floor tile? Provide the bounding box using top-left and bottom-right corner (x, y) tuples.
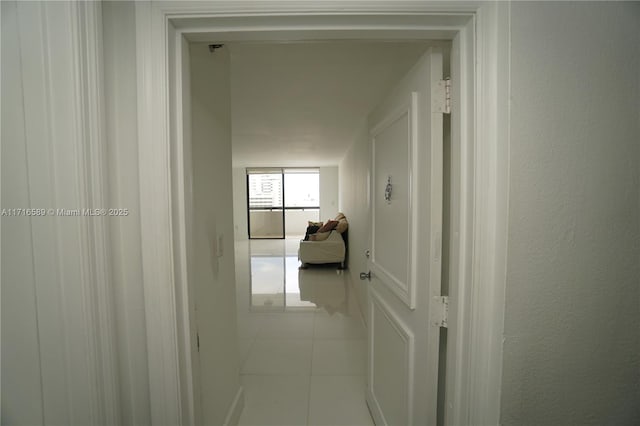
(236, 238), (374, 426)
(314, 312), (366, 340)
(256, 314), (315, 339)
(239, 375), (310, 426)
(311, 339), (367, 376)
(242, 339), (313, 375)
(308, 375), (374, 426)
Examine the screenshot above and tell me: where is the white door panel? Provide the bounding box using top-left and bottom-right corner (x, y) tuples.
(371, 96), (417, 308)
(369, 287), (415, 426)
(366, 47), (444, 426)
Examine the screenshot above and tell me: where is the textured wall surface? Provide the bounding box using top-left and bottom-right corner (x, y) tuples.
(102, 2), (151, 424)
(1, 3), (45, 422)
(501, 2), (640, 424)
(3, 2), (123, 423)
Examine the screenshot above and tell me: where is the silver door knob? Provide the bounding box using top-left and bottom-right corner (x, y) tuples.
(360, 271), (371, 281)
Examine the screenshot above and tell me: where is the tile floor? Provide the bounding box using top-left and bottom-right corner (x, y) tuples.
(235, 238), (374, 426)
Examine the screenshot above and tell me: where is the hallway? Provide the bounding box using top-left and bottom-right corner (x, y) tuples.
(234, 238), (374, 426)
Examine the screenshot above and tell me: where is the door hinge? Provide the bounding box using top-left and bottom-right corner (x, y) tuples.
(196, 332), (200, 352)
(433, 78), (451, 114)
(433, 295), (449, 328)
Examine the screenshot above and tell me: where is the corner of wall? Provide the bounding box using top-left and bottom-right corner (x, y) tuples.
(336, 122), (371, 325)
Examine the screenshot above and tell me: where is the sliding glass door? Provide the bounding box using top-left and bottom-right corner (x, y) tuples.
(247, 169), (284, 239)
(247, 168), (320, 239)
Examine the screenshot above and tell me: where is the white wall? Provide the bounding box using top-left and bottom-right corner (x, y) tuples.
(320, 166), (339, 220)
(338, 123), (371, 321)
(501, 3), (640, 424)
(102, 2), (151, 424)
(190, 42), (242, 425)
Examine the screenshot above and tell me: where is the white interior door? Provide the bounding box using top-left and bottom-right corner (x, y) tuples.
(364, 47), (444, 426)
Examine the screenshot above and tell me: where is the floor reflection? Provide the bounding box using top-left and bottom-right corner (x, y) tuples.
(297, 267), (349, 315)
(233, 237), (373, 426)
(246, 238), (350, 314)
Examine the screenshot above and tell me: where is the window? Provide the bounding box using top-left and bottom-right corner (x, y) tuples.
(284, 170), (319, 207)
(247, 168), (320, 238)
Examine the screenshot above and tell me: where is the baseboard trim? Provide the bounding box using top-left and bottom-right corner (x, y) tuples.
(223, 386), (245, 426)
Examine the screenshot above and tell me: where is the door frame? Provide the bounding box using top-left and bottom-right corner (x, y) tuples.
(134, 2), (510, 425)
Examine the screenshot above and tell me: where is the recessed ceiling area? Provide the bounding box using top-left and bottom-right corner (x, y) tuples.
(218, 41), (445, 167)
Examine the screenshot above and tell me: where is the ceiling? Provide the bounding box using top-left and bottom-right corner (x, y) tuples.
(225, 41), (438, 167)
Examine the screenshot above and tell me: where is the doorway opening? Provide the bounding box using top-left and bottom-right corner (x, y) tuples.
(190, 37), (454, 426)
(135, 5), (510, 426)
(191, 39), (452, 425)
